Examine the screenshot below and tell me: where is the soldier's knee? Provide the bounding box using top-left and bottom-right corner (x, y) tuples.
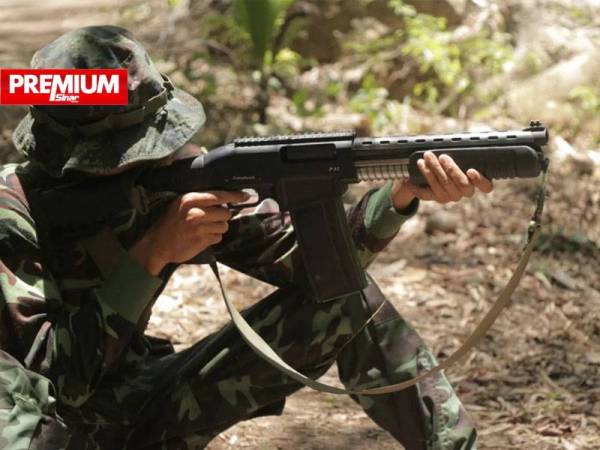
(359, 274), (401, 326)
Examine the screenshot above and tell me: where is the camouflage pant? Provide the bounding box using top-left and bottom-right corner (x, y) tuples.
(1, 277), (476, 450)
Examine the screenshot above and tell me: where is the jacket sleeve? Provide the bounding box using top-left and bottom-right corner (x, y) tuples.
(214, 181), (418, 289)
(0, 197), (163, 408)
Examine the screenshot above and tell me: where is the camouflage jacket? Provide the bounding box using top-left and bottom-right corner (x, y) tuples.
(0, 162), (418, 408)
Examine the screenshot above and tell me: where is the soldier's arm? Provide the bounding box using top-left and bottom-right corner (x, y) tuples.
(0, 200), (163, 408)
(212, 180), (417, 288)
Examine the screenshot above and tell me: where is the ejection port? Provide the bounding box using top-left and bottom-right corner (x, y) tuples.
(282, 143), (337, 161)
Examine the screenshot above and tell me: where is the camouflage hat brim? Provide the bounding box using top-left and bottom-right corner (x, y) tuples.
(12, 87), (205, 177)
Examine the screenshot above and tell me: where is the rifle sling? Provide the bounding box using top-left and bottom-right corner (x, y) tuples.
(209, 169), (548, 395)
(81, 169), (546, 396)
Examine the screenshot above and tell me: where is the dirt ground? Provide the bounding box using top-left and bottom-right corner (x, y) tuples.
(153, 166), (600, 450)
(1, 1), (599, 449)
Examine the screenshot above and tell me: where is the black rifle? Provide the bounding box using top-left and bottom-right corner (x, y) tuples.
(32, 121), (548, 302)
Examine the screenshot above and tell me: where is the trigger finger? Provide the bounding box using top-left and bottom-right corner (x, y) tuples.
(202, 206), (233, 222)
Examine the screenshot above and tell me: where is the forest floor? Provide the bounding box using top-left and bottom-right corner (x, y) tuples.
(0, 1), (599, 449)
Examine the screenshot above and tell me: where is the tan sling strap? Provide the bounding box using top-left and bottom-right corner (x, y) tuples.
(82, 168), (547, 396)
(209, 168), (548, 395)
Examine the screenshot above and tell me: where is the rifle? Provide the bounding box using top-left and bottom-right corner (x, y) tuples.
(30, 121), (549, 395)
(33, 121), (548, 303)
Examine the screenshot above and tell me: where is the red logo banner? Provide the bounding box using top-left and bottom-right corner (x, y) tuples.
(0, 69), (128, 105)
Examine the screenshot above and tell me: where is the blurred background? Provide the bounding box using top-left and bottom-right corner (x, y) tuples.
(0, 0), (599, 448)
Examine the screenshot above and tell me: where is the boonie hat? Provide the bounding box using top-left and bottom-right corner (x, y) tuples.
(12, 25), (205, 177)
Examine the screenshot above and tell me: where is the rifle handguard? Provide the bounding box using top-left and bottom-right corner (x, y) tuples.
(408, 145), (544, 186)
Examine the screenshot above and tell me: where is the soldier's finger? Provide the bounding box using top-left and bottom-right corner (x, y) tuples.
(418, 158), (449, 203)
(442, 179), (463, 202)
(205, 233), (224, 245)
(181, 191), (250, 209)
(195, 222), (229, 236)
(200, 206), (233, 222)
(407, 183), (435, 201)
(467, 169), (494, 193)
(185, 207), (206, 222)
(186, 206), (232, 223)
(423, 151), (450, 187)
(439, 155), (474, 198)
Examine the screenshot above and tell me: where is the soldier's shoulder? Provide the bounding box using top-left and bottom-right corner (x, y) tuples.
(0, 163), (39, 249)
(0, 163), (32, 210)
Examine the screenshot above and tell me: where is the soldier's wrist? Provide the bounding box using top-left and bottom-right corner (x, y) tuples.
(391, 180), (416, 211)
(130, 233), (166, 276)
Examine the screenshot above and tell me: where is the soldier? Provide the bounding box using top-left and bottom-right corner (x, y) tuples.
(0, 26), (493, 449)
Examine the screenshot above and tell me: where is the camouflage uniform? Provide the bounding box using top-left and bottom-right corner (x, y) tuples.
(0, 26), (476, 449)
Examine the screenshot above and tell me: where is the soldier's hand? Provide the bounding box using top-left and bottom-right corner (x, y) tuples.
(391, 151), (493, 210)
(130, 190), (249, 275)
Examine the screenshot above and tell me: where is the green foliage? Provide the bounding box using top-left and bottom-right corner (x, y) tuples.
(233, 0), (294, 67)
(344, 29), (401, 56)
(191, 0), (519, 129)
(292, 89), (323, 117)
(120, 3), (153, 23)
(569, 86), (600, 114)
(345, 0), (512, 115)
(569, 6), (594, 26)
(192, 0), (298, 123)
(398, 0), (511, 107)
(350, 74), (404, 130)
(400, 4), (465, 94)
(350, 74), (390, 120)
(568, 86), (600, 144)
(199, 14), (252, 62)
(272, 48), (315, 83)
(520, 51), (545, 76)
(197, 73), (217, 97)
(325, 80), (343, 99)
